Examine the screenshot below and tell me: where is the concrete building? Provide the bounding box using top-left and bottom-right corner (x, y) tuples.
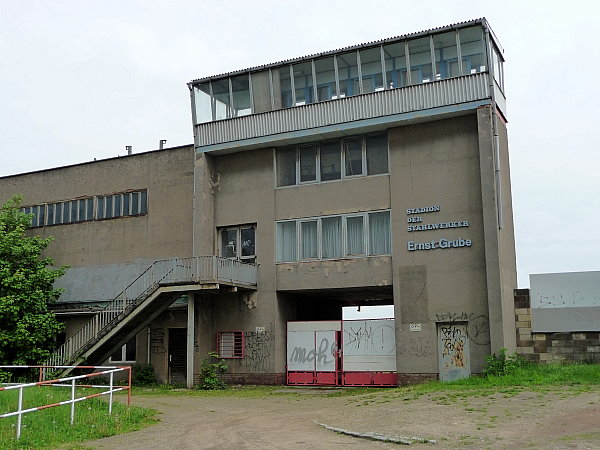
(0, 18), (516, 386)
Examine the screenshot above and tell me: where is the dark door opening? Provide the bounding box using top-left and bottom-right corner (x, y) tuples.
(168, 328), (187, 384)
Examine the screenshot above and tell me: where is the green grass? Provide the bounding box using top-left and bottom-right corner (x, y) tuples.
(0, 386), (158, 449)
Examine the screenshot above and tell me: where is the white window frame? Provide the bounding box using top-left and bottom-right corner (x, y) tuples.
(219, 224), (256, 262)
(109, 336), (136, 363)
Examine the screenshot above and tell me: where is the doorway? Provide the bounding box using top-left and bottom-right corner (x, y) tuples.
(168, 328), (187, 384)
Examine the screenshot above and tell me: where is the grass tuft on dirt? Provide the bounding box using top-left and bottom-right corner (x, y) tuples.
(0, 386), (157, 449)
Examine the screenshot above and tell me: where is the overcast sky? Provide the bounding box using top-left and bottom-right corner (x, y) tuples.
(1, 0), (599, 290)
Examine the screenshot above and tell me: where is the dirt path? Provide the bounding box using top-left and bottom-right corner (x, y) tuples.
(84, 386), (600, 449)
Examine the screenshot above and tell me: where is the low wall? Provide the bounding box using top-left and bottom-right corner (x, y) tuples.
(514, 289), (600, 363)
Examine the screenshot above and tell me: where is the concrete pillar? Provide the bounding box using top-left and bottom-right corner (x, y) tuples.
(187, 293), (195, 388)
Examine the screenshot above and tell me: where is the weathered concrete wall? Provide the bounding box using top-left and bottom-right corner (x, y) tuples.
(390, 114), (491, 375)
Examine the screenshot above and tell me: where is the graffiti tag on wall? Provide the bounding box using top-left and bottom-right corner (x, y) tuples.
(343, 321), (395, 356)
(440, 324), (466, 369)
(435, 312), (490, 345)
(239, 330), (274, 373)
(397, 337), (434, 357)
(151, 327), (166, 354)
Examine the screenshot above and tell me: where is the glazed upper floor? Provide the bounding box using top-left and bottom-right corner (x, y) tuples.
(189, 19), (505, 153)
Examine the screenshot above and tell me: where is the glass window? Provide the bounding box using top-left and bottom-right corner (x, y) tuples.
(369, 211), (391, 255)
(336, 51), (359, 98)
(212, 78), (230, 120)
(433, 31), (459, 80)
(123, 193), (130, 215)
(140, 190), (148, 214)
(459, 26), (485, 74)
(300, 220), (318, 259)
(38, 205), (45, 226)
(105, 195), (113, 219)
(125, 336), (136, 361)
(113, 194), (121, 217)
(194, 83), (213, 123)
(276, 221), (297, 262)
(241, 227), (255, 258)
(360, 47), (384, 93)
(491, 44), (503, 89)
(86, 198), (93, 220)
(314, 57), (337, 101)
(131, 192), (139, 215)
(47, 204), (55, 225)
(78, 199), (86, 222)
(55, 203), (63, 224)
(221, 229), (238, 258)
(366, 134), (388, 175)
(383, 42), (408, 88)
(292, 61), (314, 106)
(408, 37), (433, 84)
(344, 138), (363, 176)
(277, 66), (293, 108)
(320, 141), (341, 181)
(276, 147), (297, 187)
(96, 197), (104, 219)
(70, 201), (78, 222)
(322, 216), (342, 259)
(299, 144), (317, 182)
(231, 74), (251, 117)
(62, 202), (70, 223)
(346, 216), (365, 255)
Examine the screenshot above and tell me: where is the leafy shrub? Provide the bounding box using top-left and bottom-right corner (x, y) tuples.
(483, 347), (527, 376)
(197, 351), (228, 390)
(132, 364), (156, 386)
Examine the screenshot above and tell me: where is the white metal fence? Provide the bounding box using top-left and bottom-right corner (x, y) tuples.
(47, 256), (257, 367)
(0, 365), (131, 440)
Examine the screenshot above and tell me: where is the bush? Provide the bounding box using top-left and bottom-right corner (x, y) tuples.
(483, 347), (527, 376)
(197, 351), (228, 390)
(132, 364), (156, 386)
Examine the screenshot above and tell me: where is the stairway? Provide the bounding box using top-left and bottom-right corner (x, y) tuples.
(47, 256), (257, 372)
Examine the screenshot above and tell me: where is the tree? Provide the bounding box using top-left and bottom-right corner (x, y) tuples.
(0, 195), (65, 376)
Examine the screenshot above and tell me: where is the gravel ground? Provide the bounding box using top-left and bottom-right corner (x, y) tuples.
(83, 385), (600, 449)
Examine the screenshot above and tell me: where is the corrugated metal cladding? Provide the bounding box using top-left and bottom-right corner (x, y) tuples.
(196, 73), (490, 148)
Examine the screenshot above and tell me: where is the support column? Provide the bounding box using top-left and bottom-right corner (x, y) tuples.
(186, 293), (195, 388)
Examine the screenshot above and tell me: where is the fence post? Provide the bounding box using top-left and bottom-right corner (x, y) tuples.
(70, 378), (76, 425)
(16, 386), (23, 439)
(109, 372), (114, 415)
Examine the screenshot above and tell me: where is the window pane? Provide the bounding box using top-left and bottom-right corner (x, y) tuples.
(292, 61), (314, 106)
(276, 221), (297, 262)
(47, 204), (55, 225)
(300, 220), (318, 259)
(276, 147), (297, 186)
(194, 83), (213, 123)
(336, 51), (359, 97)
(125, 336), (136, 361)
(459, 26), (485, 74)
(212, 78), (230, 120)
(369, 211), (391, 255)
(408, 37), (433, 84)
(132, 192), (139, 215)
(491, 45), (503, 88)
(344, 138), (363, 176)
(62, 202), (70, 223)
(38, 205), (45, 226)
(78, 200), (85, 222)
(366, 135), (388, 175)
(433, 31), (459, 80)
(384, 42), (408, 88)
(30, 206), (38, 227)
(277, 66), (293, 108)
(96, 197), (104, 219)
(140, 190), (148, 214)
(299, 144), (317, 182)
(123, 193), (130, 215)
(70, 201), (78, 222)
(55, 203), (63, 224)
(322, 216), (342, 259)
(111, 346), (123, 362)
(221, 229), (237, 258)
(360, 47), (384, 93)
(106, 195), (113, 219)
(320, 141), (341, 181)
(114, 194), (121, 217)
(241, 227), (255, 257)
(231, 74), (251, 117)
(86, 198), (94, 220)
(314, 57), (337, 101)
(346, 216), (365, 255)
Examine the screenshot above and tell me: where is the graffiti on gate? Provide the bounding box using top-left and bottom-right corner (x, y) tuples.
(289, 337), (336, 366)
(397, 337), (434, 357)
(343, 322), (395, 356)
(239, 330), (273, 372)
(151, 327), (166, 354)
(434, 312), (490, 345)
(440, 324), (466, 368)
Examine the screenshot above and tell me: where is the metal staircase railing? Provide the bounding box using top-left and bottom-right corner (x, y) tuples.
(47, 256), (257, 367)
